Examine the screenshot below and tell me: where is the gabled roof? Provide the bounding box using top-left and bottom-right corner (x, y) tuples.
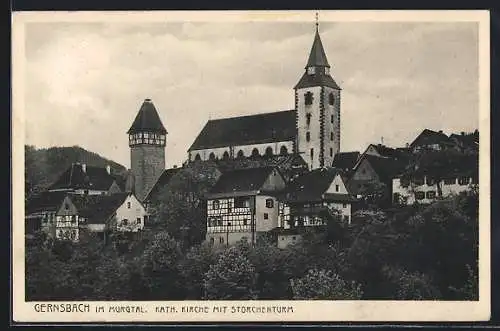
(449, 130), (479, 148)
(128, 99), (167, 134)
(49, 163), (118, 191)
(216, 153), (309, 181)
(189, 110), (296, 151)
(283, 167), (351, 203)
(144, 167), (182, 202)
(331, 152), (360, 171)
(208, 166), (277, 196)
(306, 29), (330, 68)
(68, 192), (131, 224)
(362, 154), (408, 183)
(26, 191), (68, 214)
(410, 129), (451, 149)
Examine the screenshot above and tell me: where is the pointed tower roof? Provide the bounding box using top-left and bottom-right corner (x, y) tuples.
(306, 28), (330, 68)
(294, 24), (341, 90)
(127, 99), (167, 134)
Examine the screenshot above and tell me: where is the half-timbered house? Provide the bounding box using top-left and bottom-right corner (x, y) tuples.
(204, 166), (286, 247)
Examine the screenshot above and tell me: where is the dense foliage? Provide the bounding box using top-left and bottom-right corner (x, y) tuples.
(26, 190), (478, 301)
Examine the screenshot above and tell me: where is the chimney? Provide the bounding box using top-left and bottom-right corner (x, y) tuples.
(106, 165), (111, 175)
(461, 131), (465, 136)
(438, 130), (443, 134)
(82, 163), (87, 173)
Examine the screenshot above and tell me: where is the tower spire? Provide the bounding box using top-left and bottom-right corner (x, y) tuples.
(315, 12), (319, 32)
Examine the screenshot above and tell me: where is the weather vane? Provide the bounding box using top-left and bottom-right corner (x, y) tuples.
(315, 12), (319, 30)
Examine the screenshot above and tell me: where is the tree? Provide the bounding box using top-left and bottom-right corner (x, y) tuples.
(291, 269), (363, 300)
(152, 161), (220, 247)
(381, 265), (441, 300)
(141, 231), (184, 300)
(179, 242), (222, 299)
(203, 246), (257, 300)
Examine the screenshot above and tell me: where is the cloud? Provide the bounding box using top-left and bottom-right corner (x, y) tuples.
(24, 20), (479, 168)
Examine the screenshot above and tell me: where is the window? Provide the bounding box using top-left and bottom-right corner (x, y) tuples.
(329, 93), (335, 105)
(330, 148), (333, 157)
(194, 153), (201, 161)
(266, 198), (274, 208)
(280, 146), (288, 155)
(144, 215), (148, 224)
(251, 148), (260, 157)
(292, 236), (296, 240)
(310, 148), (314, 159)
(137, 217), (141, 224)
(209, 152), (216, 160)
(210, 238), (214, 245)
(243, 219), (248, 226)
(306, 132), (311, 142)
(415, 192), (425, 200)
(212, 200), (220, 210)
(459, 177), (469, 185)
(127, 202), (131, 209)
(331, 114), (334, 123)
(234, 197), (250, 208)
(123, 219), (129, 225)
(265, 147), (273, 156)
(306, 113), (311, 126)
(84, 189), (89, 195)
(427, 177), (435, 186)
(343, 203), (347, 208)
(426, 191), (436, 199)
(222, 151), (230, 160)
(304, 92), (313, 105)
(219, 237), (224, 244)
(237, 150), (244, 158)
(71, 215), (76, 223)
(335, 184), (339, 192)
(264, 213), (269, 220)
(330, 132), (334, 141)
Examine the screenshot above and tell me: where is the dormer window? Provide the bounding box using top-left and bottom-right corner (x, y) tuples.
(304, 92), (313, 106)
(307, 67), (316, 75)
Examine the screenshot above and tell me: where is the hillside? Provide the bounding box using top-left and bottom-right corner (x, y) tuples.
(25, 145), (128, 197)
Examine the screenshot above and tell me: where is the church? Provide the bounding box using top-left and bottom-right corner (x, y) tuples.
(127, 23), (343, 202)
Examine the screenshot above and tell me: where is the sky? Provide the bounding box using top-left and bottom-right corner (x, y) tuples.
(23, 16), (479, 169)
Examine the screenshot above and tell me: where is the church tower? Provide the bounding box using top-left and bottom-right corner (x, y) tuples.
(128, 98), (167, 201)
(294, 19), (341, 170)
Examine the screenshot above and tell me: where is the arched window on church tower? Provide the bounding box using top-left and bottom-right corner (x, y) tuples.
(222, 151), (229, 160)
(265, 147), (273, 156)
(251, 148), (260, 157)
(194, 153), (201, 161)
(304, 92), (313, 105)
(237, 150), (245, 158)
(329, 92), (335, 105)
(209, 152), (216, 160)
(280, 146), (288, 155)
